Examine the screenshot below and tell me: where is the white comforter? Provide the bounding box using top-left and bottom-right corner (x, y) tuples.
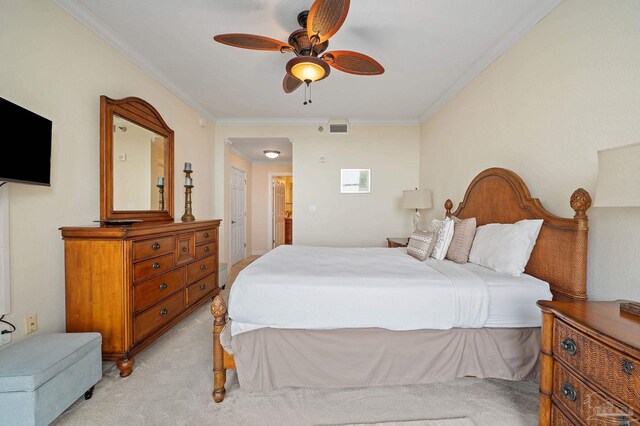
(229, 245), (493, 336)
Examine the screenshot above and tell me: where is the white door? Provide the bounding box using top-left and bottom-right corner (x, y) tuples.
(230, 167), (246, 265)
(272, 177), (286, 248)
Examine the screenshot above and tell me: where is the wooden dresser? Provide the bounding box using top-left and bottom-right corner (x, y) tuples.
(538, 300), (640, 425)
(61, 220), (221, 377)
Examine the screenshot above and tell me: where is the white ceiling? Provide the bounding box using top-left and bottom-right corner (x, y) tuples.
(57, 0), (560, 123)
(228, 137), (292, 162)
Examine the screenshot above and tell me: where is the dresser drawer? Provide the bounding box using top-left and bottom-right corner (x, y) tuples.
(553, 362), (635, 425)
(133, 236), (176, 261)
(551, 405), (575, 426)
(186, 274), (217, 307)
(176, 233), (195, 264)
(195, 242), (215, 259)
(554, 319), (640, 413)
(133, 252), (175, 283)
(134, 291), (185, 343)
(133, 268), (185, 313)
(195, 228), (216, 244)
(186, 255), (215, 284)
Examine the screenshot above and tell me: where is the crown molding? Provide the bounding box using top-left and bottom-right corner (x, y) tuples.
(348, 119), (420, 126)
(216, 117), (419, 126)
(216, 118), (328, 127)
(419, 0), (561, 123)
(54, 0), (216, 124)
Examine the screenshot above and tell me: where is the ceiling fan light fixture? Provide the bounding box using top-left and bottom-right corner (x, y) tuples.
(286, 56), (330, 83)
(263, 150), (281, 159)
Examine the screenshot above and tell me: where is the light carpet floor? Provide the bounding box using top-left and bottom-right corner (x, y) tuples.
(53, 301), (539, 426)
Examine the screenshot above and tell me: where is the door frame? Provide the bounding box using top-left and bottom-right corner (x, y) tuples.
(229, 166), (247, 265)
(267, 172), (292, 251)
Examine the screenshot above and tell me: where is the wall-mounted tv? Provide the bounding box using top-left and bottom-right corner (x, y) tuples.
(0, 97), (52, 186)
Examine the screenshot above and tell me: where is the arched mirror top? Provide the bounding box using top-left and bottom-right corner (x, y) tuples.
(100, 96), (174, 222)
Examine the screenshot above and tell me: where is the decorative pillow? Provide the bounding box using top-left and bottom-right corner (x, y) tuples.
(445, 216), (477, 264)
(407, 230), (436, 261)
(426, 217), (455, 261)
(468, 219), (544, 276)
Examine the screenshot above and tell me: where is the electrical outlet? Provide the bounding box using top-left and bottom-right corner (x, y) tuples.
(0, 325), (11, 347)
(25, 314), (38, 335)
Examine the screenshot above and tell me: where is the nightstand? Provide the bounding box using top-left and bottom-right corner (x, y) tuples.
(387, 237), (409, 248)
(537, 300), (640, 425)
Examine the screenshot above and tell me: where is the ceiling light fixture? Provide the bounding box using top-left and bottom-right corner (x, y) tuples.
(263, 150), (280, 159)
(213, 1), (384, 107)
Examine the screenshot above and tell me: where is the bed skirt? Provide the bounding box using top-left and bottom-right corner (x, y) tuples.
(229, 326), (540, 392)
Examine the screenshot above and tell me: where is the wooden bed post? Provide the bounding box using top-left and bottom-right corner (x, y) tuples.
(444, 199), (453, 218)
(211, 295), (227, 403)
(570, 188), (591, 301)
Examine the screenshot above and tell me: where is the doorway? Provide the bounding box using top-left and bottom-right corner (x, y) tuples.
(269, 173), (293, 249)
(230, 166), (246, 265)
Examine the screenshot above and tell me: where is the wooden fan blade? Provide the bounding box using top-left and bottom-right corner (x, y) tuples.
(213, 34), (293, 52)
(323, 50), (384, 75)
(283, 73), (303, 93)
(307, 0), (350, 44)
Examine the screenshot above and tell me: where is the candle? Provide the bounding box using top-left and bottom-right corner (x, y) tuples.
(185, 177), (193, 186)
(184, 162), (192, 171)
(157, 177), (164, 186)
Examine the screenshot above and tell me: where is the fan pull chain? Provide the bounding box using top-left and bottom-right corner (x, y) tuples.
(303, 80), (312, 106)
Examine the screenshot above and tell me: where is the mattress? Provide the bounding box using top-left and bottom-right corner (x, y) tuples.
(229, 245), (552, 335)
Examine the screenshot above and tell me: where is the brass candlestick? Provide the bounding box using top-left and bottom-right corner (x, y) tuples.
(181, 168), (195, 222)
(157, 184), (165, 210)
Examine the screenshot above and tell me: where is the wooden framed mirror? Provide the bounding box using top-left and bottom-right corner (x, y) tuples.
(100, 96), (174, 222)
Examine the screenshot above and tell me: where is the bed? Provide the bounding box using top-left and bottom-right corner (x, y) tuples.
(210, 167), (592, 402)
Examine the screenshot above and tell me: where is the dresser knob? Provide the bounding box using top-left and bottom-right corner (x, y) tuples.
(561, 383), (577, 402)
(619, 416), (631, 426)
(204, 247), (210, 253)
(560, 337), (577, 356)
(152, 242), (161, 251)
(182, 246), (188, 253)
(160, 308), (168, 317)
(152, 262), (161, 270)
(622, 359), (634, 376)
(159, 283), (168, 291)
(200, 264), (207, 271)
(203, 232), (210, 239)
(199, 284), (206, 291)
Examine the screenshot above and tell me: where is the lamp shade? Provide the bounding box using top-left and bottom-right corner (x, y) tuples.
(594, 143), (640, 207)
(286, 56), (330, 83)
(402, 189), (433, 210)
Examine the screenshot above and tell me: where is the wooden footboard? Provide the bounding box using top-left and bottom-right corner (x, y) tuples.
(211, 295), (234, 403)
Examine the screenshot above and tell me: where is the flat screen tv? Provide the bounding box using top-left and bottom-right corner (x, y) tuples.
(0, 97), (52, 186)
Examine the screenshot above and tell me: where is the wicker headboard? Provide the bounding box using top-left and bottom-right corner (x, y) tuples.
(445, 168), (591, 301)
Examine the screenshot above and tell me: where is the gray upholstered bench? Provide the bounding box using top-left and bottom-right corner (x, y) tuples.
(0, 332), (102, 426)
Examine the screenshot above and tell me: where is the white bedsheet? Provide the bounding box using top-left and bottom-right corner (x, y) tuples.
(229, 245), (507, 336)
(458, 262), (552, 327)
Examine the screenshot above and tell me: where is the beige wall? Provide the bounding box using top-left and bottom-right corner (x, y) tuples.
(227, 150), (253, 258)
(0, 0), (215, 345)
(215, 124), (421, 262)
(251, 162), (292, 254)
(419, 0), (640, 301)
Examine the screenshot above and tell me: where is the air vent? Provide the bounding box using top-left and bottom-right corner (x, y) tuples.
(328, 120), (349, 134)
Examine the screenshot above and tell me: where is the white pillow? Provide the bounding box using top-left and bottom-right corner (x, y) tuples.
(426, 217), (455, 261)
(468, 219), (544, 276)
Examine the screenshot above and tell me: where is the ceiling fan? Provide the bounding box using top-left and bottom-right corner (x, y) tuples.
(213, 0), (384, 105)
